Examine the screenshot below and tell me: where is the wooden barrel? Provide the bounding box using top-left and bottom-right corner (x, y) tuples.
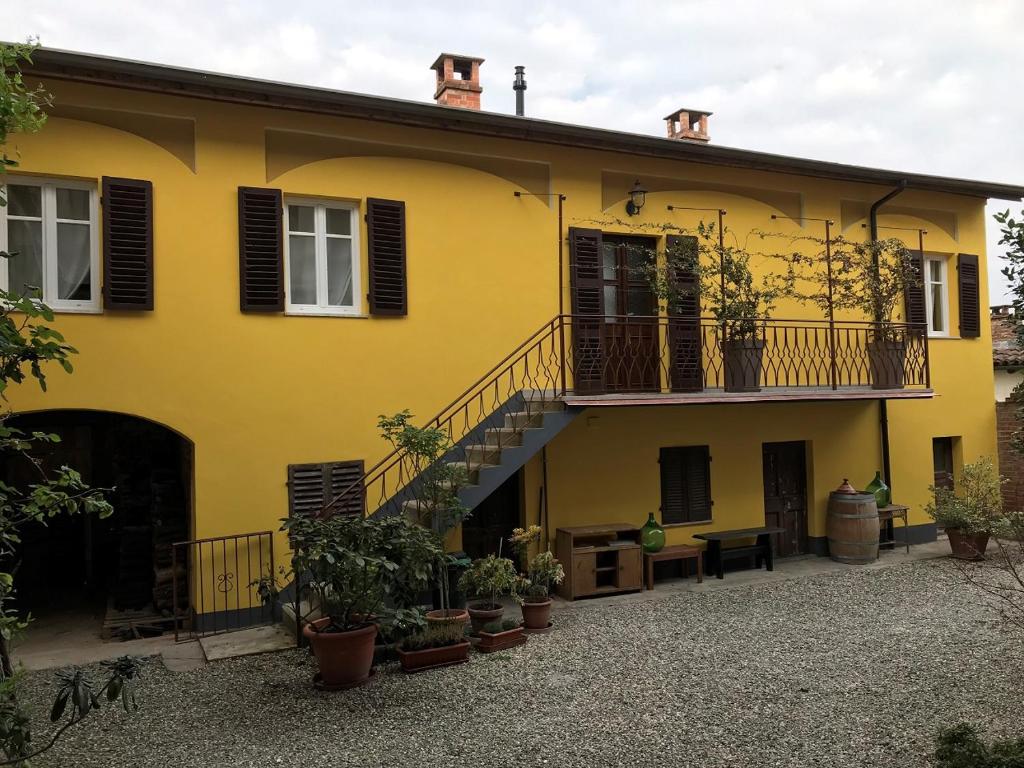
(827, 490), (879, 564)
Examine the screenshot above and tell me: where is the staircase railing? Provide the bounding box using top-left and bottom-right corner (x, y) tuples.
(321, 314), (930, 518)
(322, 315), (568, 518)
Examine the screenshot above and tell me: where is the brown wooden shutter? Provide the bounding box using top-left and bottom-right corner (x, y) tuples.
(957, 253), (980, 338)
(569, 227), (606, 394)
(666, 235), (703, 392)
(903, 249), (926, 329)
(102, 177), (153, 310)
(287, 460), (364, 517)
(238, 187), (284, 312)
(659, 446), (712, 524)
(366, 198), (407, 316)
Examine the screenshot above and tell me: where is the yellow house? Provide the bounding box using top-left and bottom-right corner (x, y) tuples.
(4, 48), (1022, 631)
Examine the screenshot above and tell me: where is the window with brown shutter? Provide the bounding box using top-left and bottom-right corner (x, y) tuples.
(903, 249), (926, 328)
(366, 198), (407, 315)
(102, 176), (153, 310)
(568, 226), (605, 394)
(957, 253), (980, 338)
(659, 446), (712, 524)
(287, 460), (364, 517)
(238, 187), (284, 312)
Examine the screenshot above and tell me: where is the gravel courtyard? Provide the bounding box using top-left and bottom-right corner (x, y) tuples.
(23, 558), (1024, 767)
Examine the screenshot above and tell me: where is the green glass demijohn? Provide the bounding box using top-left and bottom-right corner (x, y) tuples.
(864, 471), (890, 508)
(640, 512), (666, 553)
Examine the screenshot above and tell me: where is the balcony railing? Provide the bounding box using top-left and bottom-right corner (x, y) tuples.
(569, 315), (930, 396)
(324, 314), (930, 518)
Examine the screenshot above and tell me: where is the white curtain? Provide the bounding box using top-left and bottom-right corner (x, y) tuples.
(57, 222), (91, 300)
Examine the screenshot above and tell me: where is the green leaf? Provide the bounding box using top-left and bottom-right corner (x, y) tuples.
(50, 689), (70, 722)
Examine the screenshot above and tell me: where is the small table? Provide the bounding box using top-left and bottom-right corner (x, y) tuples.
(693, 527), (786, 580)
(877, 504), (910, 554)
(643, 545), (703, 590)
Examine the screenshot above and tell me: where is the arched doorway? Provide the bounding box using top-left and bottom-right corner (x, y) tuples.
(3, 410), (193, 639)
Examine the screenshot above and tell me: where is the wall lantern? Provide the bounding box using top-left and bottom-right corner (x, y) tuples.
(625, 179), (648, 216)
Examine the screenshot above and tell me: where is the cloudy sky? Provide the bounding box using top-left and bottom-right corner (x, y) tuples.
(10, 0), (1023, 301)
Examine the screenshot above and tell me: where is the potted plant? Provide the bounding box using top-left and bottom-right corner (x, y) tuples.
(656, 227), (793, 392)
(395, 606), (471, 672)
(776, 236), (921, 390)
(925, 457), (1004, 560)
(458, 553), (519, 634)
(280, 512), (440, 690)
(378, 411), (472, 630)
(508, 526), (564, 632)
(476, 617), (528, 653)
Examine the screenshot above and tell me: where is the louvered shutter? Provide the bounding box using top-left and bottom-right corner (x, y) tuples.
(666, 235), (703, 392)
(102, 177), (153, 310)
(366, 198), (407, 316)
(957, 253), (980, 338)
(287, 460), (365, 518)
(569, 227), (606, 394)
(903, 250), (926, 329)
(659, 446), (712, 524)
(238, 187), (284, 312)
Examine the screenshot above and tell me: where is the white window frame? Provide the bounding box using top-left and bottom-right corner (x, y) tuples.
(0, 177), (101, 313)
(283, 197), (361, 317)
(924, 254), (950, 338)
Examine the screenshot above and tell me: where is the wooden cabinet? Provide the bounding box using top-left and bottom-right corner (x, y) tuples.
(556, 524), (643, 600)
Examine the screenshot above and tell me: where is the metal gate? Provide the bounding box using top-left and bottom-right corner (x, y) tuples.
(172, 531), (275, 641)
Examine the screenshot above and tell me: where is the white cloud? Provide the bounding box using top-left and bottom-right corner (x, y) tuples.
(7, 0), (1023, 300)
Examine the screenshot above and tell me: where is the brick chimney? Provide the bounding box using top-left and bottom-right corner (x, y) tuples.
(430, 53), (484, 109)
(664, 108), (712, 142)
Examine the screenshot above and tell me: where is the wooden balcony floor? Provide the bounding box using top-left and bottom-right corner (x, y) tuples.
(561, 386), (934, 407)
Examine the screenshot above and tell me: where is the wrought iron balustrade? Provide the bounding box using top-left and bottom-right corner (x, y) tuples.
(324, 314), (929, 518)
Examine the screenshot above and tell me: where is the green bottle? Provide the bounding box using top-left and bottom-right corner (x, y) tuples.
(640, 512), (666, 553)
(865, 471), (890, 508)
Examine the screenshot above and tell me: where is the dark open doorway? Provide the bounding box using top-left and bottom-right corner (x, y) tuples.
(3, 411), (192, 638)
(461, 470), (522, 561)
(762, 441), (808, 557)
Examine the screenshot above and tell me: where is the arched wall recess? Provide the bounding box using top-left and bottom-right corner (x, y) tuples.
(265, 129), (551, 203)
(50, 105), (197, 172)
(600, 170), (804, 221)
(840, 200), (958, 240)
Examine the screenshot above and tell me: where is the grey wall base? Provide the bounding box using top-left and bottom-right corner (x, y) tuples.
(808, 522), (937, 557)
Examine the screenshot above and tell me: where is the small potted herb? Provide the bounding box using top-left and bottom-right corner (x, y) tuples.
(926, 458), (1003, 560)
(476, 617), (528, 653)
(508, 526), (564, 632)
(395, 606), (471, 673)
(458, 553), (519, 634)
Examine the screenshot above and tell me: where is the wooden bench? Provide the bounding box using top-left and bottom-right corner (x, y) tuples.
(693, 526), (786, 580)
(643, 545), (703, 590)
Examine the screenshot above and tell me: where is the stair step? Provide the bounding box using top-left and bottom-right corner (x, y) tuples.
(446, 461), (492, 485)
(523, 398), (563, 414)
(483, 427), (526, 447)
(505, 411), (544, 429)
(465, 444), (502, 465)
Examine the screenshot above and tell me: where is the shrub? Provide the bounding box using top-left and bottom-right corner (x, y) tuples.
(458, 555), (519, 610)
(935, 723), (1024, 768)
(925, 457), (1005, 534)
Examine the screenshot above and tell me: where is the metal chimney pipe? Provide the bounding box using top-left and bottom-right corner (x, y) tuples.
(513, 65), (526, 116)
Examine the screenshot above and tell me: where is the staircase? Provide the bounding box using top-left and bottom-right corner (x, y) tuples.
(324, 317), (581, 521)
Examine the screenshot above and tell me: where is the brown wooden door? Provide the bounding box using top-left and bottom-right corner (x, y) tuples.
(572, 552), (596, 596)
(762, 441), (808, 557)
(601, 235), (659, 392)
(617, 547), (642, 590)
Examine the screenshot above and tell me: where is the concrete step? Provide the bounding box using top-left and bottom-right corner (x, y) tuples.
(483, 427), (526, 447)
(465, 444), (502, 465)
(446, 461), (493, 485)
(505, 411), (543, 429)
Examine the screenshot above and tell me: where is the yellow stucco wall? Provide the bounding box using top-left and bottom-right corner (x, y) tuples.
(2, 75), (999, 580)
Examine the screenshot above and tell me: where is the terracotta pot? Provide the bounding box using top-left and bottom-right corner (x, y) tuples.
(396, 640), (471, 673)
(946, 528), (990, 560)
(477, 626), (528, 654)
(467, 603), (504, 634)
(303, 617), (377, 690)
(425, 608), (469, 627)
(520, 598), (552, 631)
(723, 338), (763, 393)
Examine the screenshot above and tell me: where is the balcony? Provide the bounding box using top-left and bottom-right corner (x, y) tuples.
(560, 315), (932, 406)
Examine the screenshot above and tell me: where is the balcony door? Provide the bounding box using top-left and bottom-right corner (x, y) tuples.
(762, 441), (808, 557)
(600, 234), (659, 392)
